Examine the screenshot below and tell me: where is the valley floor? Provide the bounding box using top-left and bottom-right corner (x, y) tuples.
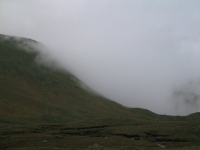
(1, 120), (200, 150)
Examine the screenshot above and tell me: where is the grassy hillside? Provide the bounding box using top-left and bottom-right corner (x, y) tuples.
(0, 34), (144, 124)
(0, 34), (200, 149)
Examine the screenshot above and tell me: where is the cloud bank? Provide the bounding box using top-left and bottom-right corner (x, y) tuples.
(1, 0), (200, 115)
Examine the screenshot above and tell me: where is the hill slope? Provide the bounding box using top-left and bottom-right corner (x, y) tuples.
(1, 34), (156, 124)
(1, 34), (200, 149)
(1, 34), (200, 123)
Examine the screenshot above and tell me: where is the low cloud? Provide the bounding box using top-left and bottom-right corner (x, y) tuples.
(1, 0), (200, 115)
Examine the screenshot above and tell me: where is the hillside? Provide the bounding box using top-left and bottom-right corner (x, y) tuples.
(0, 34), (144, 124)
(1, 34), (200, 149)
(0, 33), (199, 121)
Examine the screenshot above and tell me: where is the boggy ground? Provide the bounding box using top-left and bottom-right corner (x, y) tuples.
(1, 119), (200, 150)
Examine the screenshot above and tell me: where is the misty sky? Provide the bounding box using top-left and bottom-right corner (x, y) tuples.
(1, 0), (200, 115)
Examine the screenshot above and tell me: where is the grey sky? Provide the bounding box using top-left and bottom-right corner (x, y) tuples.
(1, 0), (200, 115)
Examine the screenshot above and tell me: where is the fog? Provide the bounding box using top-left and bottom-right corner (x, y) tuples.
(1, 0), (200, 115)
